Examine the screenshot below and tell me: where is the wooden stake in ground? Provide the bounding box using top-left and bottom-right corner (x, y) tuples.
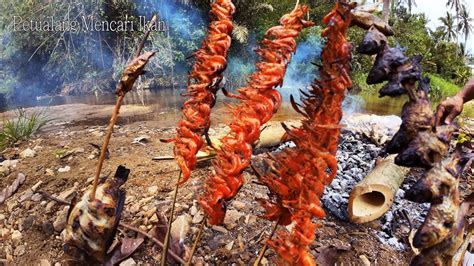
(90, 15), (157, 201)
(186, 218), (206, 266)
(161, 171), (181, 265)
(254, 216), (281, 266)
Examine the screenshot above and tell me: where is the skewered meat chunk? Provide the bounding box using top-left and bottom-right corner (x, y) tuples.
(379, 56), (423, 97)
(411, 203), (469, 265)
(367, 44), (408, 84)
(199, 4), (314, 226)
(351, 10), (395, 36)
(405, 150), (470, 204)
(256, 2), (355, 264)
(395, 125), (456, 168)
(358, 26), (387, 55)
(170, 0), (235, 184)
(64, 166), (129, 263)
(413, 188), (460, 249)
(386, 78), (433, 154)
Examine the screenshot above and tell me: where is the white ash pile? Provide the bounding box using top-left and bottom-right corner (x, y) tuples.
(322, 129), (429, 250)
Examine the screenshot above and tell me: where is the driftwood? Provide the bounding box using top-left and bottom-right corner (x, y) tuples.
(348, 155), (409, 224)
(0, 173), (26, 204)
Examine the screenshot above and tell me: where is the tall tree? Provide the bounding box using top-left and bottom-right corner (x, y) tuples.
(397, 0), (417, 13)
(457, 4), (473, 45)
(382, 0), (390, 22)
(446, 0), (464, 16)
(439, 12), (457, 42)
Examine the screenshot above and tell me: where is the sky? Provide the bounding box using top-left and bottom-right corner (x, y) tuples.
(412, 0), (473, 55)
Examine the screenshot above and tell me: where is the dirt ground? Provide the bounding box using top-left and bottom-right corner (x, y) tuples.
(0, 107), (472, 265)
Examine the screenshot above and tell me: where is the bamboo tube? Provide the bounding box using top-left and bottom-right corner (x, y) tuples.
(348, 154), (409, 224)
(155, 122), (300, 162)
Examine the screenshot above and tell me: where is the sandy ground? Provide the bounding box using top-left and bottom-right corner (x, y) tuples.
(0, 107), (472, 265)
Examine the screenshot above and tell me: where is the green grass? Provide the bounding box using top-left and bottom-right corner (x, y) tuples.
(351, 72), (384, 93)
(426, 73), (461, 100)
(0, 109), (48, 150)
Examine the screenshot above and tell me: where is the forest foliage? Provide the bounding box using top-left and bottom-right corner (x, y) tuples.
(0, 0), (472, 104)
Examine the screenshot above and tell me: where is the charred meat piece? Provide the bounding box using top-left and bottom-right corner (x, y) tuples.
(386, 79), (433, 154)
(358, 26), (387, 55)
(379, 56), (424, 97)
(367, 44), (408, 84)
(64, 166), (129, 263)
(351, 10), (395, 36)
(405, 150), (471, 203)
(395, 125), (456, 168)
(413, 188), (460, 249)
(410, 204), (468, 265)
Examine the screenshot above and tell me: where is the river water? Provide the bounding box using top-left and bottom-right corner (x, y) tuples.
(0, 87), (472, 124)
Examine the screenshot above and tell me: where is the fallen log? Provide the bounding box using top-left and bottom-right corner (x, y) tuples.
(348, 154), (409, 224)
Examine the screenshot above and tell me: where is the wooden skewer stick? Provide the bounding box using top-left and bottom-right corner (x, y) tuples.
(253, 216), (281, 266)
(90, 15), (157, 201)
(161, 171), (182, 265)
(185, 217), (206, 266)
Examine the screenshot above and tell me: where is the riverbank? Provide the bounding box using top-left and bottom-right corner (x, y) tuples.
(0, 114), (472, 265)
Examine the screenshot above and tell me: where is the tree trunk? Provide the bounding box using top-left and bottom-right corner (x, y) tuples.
(382, 0), (390, 22)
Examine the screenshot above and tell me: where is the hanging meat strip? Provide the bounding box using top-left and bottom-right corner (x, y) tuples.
(198, 4), (314, 226)
(170, 0), (235, 184)
(256, 2), (355, 265)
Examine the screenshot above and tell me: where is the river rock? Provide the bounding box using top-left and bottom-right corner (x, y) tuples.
(31, 193), (42, 202)
(53, 206), (69, 232)
(20, 215), (35, 231)
(119, 258), (137, 266)
(147, 186), (158, 195)
(58, 183), (79, 201)
(14, 244), (26, 256)
(171, 214), (191, 242)
(11, 230), (22, 246)
(58, 166), (71, 173)
(39, 259), (52, 266)
(223, 210), (243, 229)
(231, 201), (246, 210)
(20, 148), (36, 158)
(192, 210), (204, 224)
(41, 221), (54, 236)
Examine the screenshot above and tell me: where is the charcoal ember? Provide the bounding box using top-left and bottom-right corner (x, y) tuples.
(358, 26), (388, 55)
(405, 151), (468, 204)
(367, 45), (408, 84)
(386, 80), (433, 154)
(379, 56), (424, 97)
(395, 125), (456, 168)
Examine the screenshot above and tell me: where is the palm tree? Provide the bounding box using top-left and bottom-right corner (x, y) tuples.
(439, 12), (457, 41)
(446, 0), (463, 15)
(457, 4), (473, 45)
(382, 0), (390, 22)
(397, 0), (417, 13)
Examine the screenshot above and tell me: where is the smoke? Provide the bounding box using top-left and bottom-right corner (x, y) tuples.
(280, 29), (324, 102)
(136, 0), (205, 40)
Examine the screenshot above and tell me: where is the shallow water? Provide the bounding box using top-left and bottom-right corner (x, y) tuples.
(1, 87), (472, 125)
